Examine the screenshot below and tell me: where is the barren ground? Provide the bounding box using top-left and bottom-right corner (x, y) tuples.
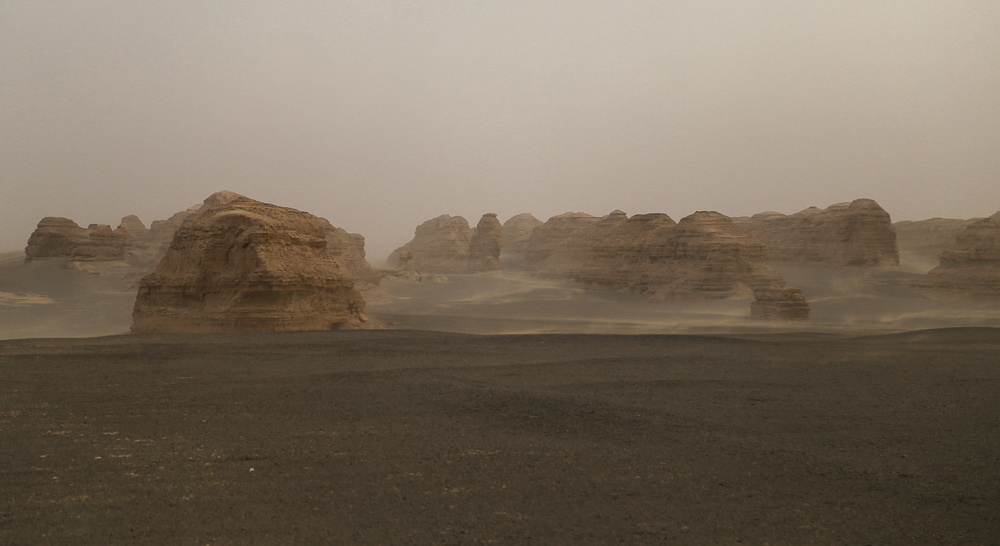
(2, 328), (998, 544)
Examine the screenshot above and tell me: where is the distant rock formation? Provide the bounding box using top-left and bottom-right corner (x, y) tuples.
(70, 224), (131, 262)
(117, 215), (149, 238)
(750, 287), (810, 321)
(393, 250), (421, 281)
(913, 212), (1000, 300)
(519, 210), (805, 314)
(387, 215), (472, 274)
(467, 213), (503, 273)
(501, 213), (543, 254)
(132, 197), (370, 333)
(318, 218), (387, 301)
(733, 199), (899, 268)
(893, 217), (980, 267)
(519, 212), (603, 275)
(24, 217), (89, 261)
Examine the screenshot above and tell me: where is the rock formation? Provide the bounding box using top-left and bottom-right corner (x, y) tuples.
(467, 213), (503, 273)
(501, 213), (543, 254)
(393, 250), (421, 281)
(117, 215), (149, 238)
(131, 197), (370, 333)
(145, 191), (247, 266)
(913, 212), (1000, 300)
(893, 217), (979, 267)
(24, 217), (89, 261)
(317, 218), (386, 301)
(733, 199), (899, 268)
(387, 215), (472, 274)
(519, 212), (603, 274)
(750, 287), (810, 321)
(70, 224), (132, 262)
(519, 210), (805, 313)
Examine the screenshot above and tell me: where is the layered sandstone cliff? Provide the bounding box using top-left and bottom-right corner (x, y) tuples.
(70, 224), (131, 262)
(501, 213), (543, 254)
(24, 218), (89, 261)
(519, 212), (602, 275)
(893, 217), (979, 267)
(387, 215), (473, 274)
(519, 210), (802, 311)
(913, 212), (1000, 300)
(131, 197), (370, 333)
(733, 199), (899, 268)
(318, 218), (387, 301)
(467, 213), (503, 273)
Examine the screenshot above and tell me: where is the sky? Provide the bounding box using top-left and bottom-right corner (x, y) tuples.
(2, 0), (998, 262)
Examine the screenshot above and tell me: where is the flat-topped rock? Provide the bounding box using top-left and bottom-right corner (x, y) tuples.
(733, 199), (899, 268)
(519, 210), (803, 314)
(131, 197), (370, 333)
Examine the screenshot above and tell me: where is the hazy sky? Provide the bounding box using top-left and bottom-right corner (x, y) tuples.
(2, 0), (998, 261)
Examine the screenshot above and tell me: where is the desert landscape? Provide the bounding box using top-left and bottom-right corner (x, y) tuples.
(2, 192), (999, 544)
(3, 2), (999, 543)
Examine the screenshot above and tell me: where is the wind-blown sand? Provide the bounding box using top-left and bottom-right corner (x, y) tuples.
(1, 328), (998, 544)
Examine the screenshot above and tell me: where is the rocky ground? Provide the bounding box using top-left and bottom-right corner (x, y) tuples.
(1, 328), (998, 544)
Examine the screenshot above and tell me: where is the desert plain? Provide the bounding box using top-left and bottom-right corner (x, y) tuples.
(1, 251), (999, 544)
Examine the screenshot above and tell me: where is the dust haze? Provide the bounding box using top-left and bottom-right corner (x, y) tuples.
(2, 1), (999, 261)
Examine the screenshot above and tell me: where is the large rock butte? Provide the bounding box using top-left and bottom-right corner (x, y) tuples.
(520, 210), (804, 310)
(733, 199), (899, 268)
(467, 213), (503, 273)
(131, 197), (370, 333)
(913, 212), (1000, 300)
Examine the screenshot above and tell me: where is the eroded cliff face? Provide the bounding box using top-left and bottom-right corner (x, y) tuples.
(131, 197), (370, 333)
(893, 217), (979, 268)
(501, 213), (543, 254)
(914, 212), (1000, 300)
(519, 212), (602, 275)
(70, 224), (131, 262)
(733, 199), (900, 268)
(24, 218), (89, 261)
(519, 210), (799, 307)
(387, 215), (473, 274)
(468, 213), (503, 273)
(318, 219), (381, 290)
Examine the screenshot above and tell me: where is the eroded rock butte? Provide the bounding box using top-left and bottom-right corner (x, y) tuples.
(131, 197), (370, 333)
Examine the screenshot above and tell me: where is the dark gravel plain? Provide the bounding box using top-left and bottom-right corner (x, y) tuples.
(1, 328), (998, 545)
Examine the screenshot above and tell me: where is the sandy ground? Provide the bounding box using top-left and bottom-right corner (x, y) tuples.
(1, 256), (999, 543)
(1, 328), (998, 544)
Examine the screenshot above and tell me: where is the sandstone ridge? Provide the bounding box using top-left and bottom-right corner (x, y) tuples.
(733, 199), (899, 268)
